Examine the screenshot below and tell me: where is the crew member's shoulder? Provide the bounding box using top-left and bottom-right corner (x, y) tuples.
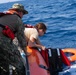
(25, 28), (37, 31)
(11, 14), (20, 18)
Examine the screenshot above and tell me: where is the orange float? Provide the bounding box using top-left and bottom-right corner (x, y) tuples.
(27, 46), (50, 75)
(62, 48), (76, 62)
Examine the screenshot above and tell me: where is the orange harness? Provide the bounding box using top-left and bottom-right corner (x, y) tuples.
(0, 10), (21, 18)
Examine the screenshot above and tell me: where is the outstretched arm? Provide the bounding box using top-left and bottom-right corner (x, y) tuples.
(28, 37), (46, 50)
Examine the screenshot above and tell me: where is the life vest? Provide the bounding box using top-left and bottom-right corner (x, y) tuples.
(24, 24), (34, 28)
(0, 24), (15, 40)
(0, 10), (21, 18)
(0, 12), (11, 17)
(0, 11), (17, 40)
(41, 48), (71, 75)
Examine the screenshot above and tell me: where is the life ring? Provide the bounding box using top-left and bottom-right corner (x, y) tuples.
(62, 48), (76, 62)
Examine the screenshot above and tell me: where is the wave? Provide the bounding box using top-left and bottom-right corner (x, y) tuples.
(0, 0), (22, 4)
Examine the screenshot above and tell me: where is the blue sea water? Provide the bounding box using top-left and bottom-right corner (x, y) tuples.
(0, 0), (76, 49)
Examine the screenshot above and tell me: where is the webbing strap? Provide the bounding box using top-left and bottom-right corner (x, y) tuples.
(39, 65), (49, 70)
(48, 48), (63, 75)
(0, 24), (15, 40)
(0, 24), (5, 28)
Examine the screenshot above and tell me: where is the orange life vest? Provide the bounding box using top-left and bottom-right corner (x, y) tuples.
(0, 10), (21, 18)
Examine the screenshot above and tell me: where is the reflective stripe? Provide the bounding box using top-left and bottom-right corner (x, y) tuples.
(57, 48), (60, 56)
(48, 49), (52, 57)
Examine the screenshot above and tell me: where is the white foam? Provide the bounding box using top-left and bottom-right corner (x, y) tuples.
(59, 64), (76, 75)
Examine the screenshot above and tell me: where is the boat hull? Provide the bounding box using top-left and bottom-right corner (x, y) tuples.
(27, 47), (49, 75)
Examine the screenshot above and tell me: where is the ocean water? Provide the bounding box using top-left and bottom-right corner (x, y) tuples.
(0, 0), (76, 49)
(1, 1), (76, 75)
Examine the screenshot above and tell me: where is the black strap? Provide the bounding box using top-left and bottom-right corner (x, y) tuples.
(21, 52), (30, 75)
(48, 48), (63, 75)
(0, 24), (5, 28)
(39, 65), (49, 70)
(13, 13), (21, 18)
(0, 12), (6, 17)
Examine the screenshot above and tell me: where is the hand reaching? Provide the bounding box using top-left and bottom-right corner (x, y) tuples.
(41, 46), (46, 50)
